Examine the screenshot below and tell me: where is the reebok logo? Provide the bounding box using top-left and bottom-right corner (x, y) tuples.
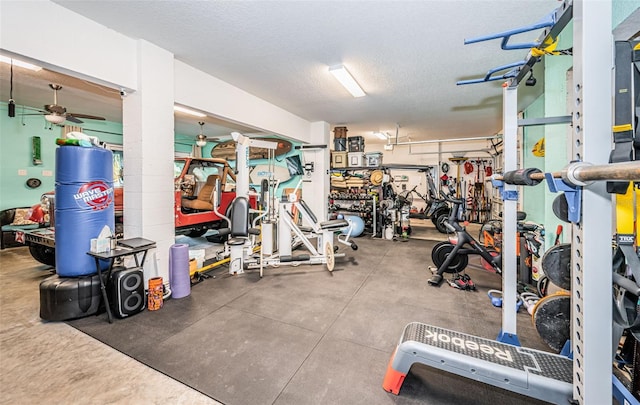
(423, 330), (513, 362)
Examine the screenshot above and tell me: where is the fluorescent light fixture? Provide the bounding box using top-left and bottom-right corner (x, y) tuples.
(329, 64), (365, 98)
(174, 105), (206, 117)
(374, 131), (389, 140)
(0, 55), (42, 71)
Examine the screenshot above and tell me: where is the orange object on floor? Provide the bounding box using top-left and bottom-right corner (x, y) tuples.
(148, 277), (164, 311)
(382, 348), (406, 395)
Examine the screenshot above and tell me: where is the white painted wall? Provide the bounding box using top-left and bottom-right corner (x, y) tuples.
(0, 1), (138, 91)
(301, 121), (331, 221)
(174, 61), (312, 143)
(122, 40), (175, 285)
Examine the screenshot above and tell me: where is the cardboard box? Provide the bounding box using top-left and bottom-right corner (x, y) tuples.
(332, 151), (348, 168)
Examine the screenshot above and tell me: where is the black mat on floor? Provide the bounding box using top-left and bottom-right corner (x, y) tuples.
(68, 237), (552, 405)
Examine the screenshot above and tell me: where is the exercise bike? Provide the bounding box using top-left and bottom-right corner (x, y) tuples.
(428, 193), (542, 286)
(400, 168), (451, 233)
(427, 195), (503, 286)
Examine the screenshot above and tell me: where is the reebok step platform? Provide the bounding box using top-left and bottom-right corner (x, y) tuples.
(383, 322), (573, 404)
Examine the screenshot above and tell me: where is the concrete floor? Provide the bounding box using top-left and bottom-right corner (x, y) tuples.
(0, 221), (554, 404)
(0, 247), (219, 405)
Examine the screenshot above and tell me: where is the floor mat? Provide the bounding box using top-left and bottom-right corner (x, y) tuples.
(68, 237), (551, 405)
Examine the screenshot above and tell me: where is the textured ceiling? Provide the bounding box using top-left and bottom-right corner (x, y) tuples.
(4, 0), (559, 143)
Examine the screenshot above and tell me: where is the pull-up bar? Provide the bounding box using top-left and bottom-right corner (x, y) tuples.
(457, 1), (573, 87)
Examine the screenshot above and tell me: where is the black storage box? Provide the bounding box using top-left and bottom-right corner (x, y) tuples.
(348, 136), (365, 152)
(40, 273), (103, 321)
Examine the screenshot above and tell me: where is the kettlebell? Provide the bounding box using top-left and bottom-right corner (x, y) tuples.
(488, 289), (523, 312)
(488, 289), (503, 307)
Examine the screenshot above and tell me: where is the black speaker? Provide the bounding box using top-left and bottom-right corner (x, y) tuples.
(110, 267), (145, 318)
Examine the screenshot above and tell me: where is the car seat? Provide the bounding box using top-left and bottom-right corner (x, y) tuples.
(182, 174), (219, 211)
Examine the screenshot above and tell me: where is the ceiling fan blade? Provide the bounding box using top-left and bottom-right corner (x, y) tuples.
(67, 113), (106, 121)
(65, 115), (84, 124)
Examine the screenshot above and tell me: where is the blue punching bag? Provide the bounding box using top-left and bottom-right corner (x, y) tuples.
(55, 146), (115, 277)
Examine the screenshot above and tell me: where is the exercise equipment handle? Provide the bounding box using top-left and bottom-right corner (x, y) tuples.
(456, 61), (524, 85)
(503, 168), (544, 186)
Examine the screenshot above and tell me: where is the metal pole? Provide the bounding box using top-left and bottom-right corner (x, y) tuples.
(572, 0), (613, 402)
(500, 85), (519, 341)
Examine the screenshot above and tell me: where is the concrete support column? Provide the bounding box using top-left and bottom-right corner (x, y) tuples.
(122, 40), (175, 283)
(302, 121), (331, 222)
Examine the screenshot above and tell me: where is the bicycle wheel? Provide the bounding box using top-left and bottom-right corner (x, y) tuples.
(431, 241), (469, 273)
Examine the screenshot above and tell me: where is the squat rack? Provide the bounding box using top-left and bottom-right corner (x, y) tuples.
(500, 1), (615, 401)
(383, 1), (638, 404)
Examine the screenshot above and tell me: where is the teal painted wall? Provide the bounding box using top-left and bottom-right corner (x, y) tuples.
(613, 0), (639, 27)
(0, 101), (303, 211)
(522, 96), (546, 227)
(0, 101), (197, 211)
(521, 23), (572, 248)
(0, 102), (122, 210)
(521, 0), (637, 248)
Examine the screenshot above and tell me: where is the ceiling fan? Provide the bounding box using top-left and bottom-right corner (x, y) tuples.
(195, 121), (218, 147)
(26, 84), (106, 125)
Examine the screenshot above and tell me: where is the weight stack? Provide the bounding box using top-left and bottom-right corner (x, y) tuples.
(55, 146), (115, 277)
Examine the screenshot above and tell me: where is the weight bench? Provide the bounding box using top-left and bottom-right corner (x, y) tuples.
(383, 322), (573, 405)
(278, 198), (357, 256)
(297, 199), (350, 234)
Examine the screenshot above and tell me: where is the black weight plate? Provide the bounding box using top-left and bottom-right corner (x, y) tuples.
(533, 293), (571, 352)
(541, 243), (571, 290)
(552, 194), (570, 223)
(431, 241), (468, 274)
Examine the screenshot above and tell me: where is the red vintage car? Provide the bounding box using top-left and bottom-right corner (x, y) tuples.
(173, 157), (251, 238)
